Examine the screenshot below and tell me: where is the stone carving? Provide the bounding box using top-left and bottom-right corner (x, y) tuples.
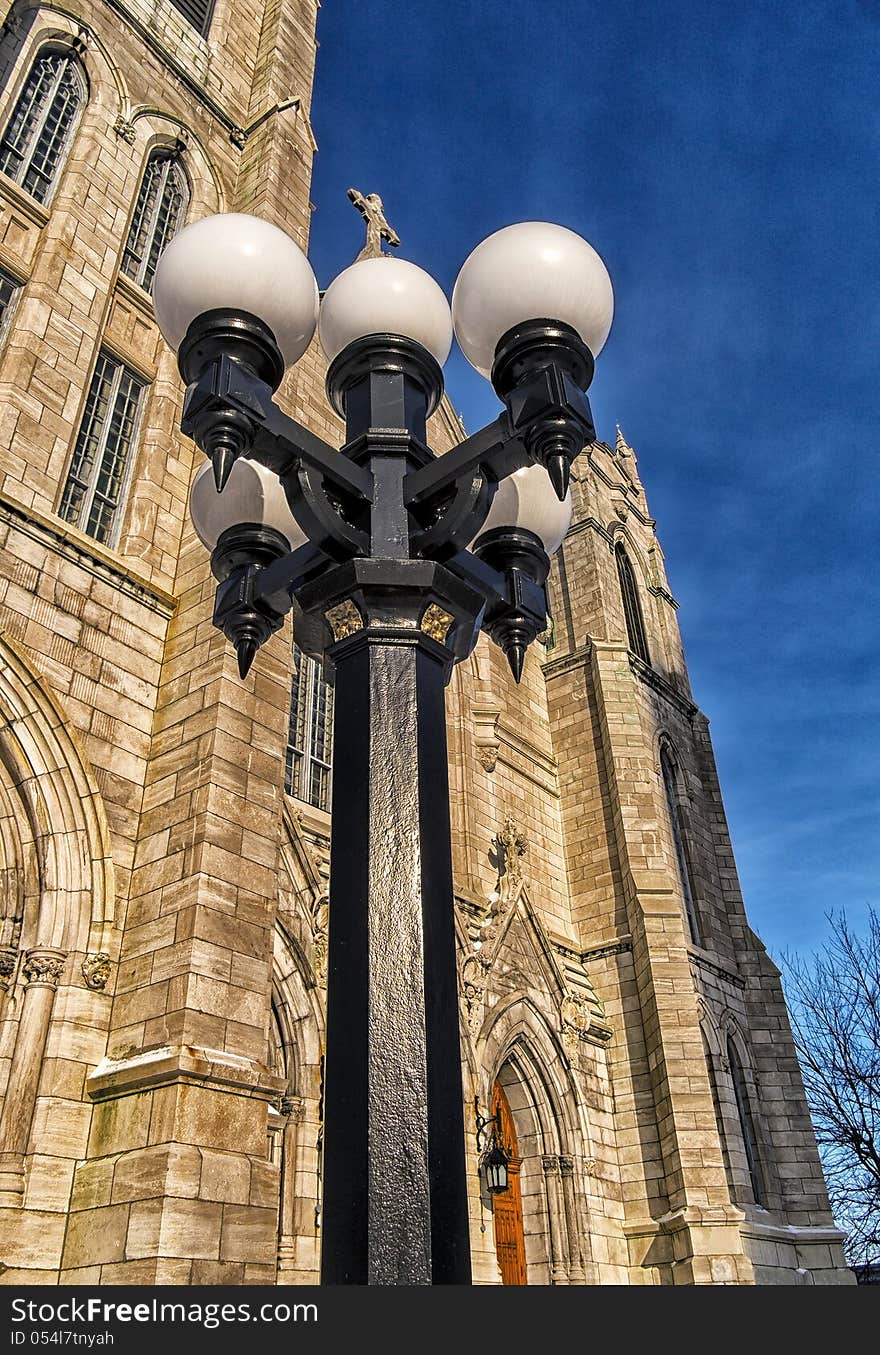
(347, 187), (400, 261)
(0, 948), (16, 993)
(81, 953), (112, 991)
(558, 1154), (574, 1177)
(560, 987), (609, 1065)
(112, 114), (136, 144)
(22, 950), (66, 988)
(279, 1096), (306, 1122)
(309, 892), (329, 987)
(536, 615), (556, 650)
(583, 1156), (597, 1176)
(461, 953), (490, 1036)
(472, 703), (501, 773)
(496, 816), (528, 886)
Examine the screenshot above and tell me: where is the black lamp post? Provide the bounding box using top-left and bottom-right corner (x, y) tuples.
(153, 212), (613, 1285)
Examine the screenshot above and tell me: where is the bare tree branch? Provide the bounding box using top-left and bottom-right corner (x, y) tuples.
(781, 907), (880, 1266)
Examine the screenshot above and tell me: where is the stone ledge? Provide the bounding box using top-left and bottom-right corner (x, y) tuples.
(87, 1046), (286, 1103)
(0, 494), (176, 618)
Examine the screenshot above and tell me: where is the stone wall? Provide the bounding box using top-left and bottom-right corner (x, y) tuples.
(0, 0), (853, 1285)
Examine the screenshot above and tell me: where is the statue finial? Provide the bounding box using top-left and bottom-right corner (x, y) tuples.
(347, 188), (400, 262)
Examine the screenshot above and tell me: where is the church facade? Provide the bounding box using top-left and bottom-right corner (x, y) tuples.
(0, 0), (852, 1284)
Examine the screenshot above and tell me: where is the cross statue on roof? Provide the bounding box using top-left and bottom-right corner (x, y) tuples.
(347, 187), (401, 262)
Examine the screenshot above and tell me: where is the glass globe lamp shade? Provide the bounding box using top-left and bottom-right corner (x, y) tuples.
(472, 464), (573, 557)
(452, 222), (614, 378)
(153, 213), (319, 368)
(318, 257), (453, 366)
(189, 457), (307, 552)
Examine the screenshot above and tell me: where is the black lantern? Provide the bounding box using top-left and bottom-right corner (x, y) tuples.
(475, 1097), (511, 1195)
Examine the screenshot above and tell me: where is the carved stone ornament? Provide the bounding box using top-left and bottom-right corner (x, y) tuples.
(309, 892), (329, 987)
(583, 1156), (597, 1177)
(81, 953), (112, 991)
(112, 114), (136, 144)
(22, 950), (66, 988)
(0, 948), (16, 991)
(536, 615), (556, 650)
(420, 604), (454, 644)
(279, 1095), (306, 1122)
(460, 953), (489, 1037)
(560, 991), (591, 1067)
(476, 746), (498, 774)
(496, 816), (528, 886)
(324, 599), (363, 641)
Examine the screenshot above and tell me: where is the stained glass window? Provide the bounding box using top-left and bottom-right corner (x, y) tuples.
(121, 151), (188, 293)
(59, 352), (147, 545)
(0, 51), (85, 204)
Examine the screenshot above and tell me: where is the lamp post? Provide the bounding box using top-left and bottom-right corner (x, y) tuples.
(153, 212), (613, 1286)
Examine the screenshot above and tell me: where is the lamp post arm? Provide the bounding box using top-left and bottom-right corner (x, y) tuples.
(403, 413), (528, 509)
(251, 404), (373, 501)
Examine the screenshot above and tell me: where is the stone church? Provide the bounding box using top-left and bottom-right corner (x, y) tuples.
(0, 0), (853, 1284)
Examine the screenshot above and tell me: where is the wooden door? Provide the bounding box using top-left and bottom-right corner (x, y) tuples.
(491, 1081), (527, 1285)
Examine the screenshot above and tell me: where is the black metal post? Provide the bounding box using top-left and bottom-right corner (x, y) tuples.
(316, 341), (476, 1283)
(322, 618), (471, 1283)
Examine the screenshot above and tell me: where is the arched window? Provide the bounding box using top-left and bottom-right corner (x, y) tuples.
(285, 643), (334, 811)
(660, 746), (700, 944)
(702, 1032), (734, 1193)
(615, 542), (650, 663)
(727, 1035), (765, 1206)
(0, 49), (85, 204)
(121, 150), (189, 293)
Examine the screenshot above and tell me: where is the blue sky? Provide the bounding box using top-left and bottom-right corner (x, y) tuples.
(305, 0), (879, 959)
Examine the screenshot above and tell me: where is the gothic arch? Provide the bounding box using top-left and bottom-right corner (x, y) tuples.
(0, 632), (114, 954)
(271, 917), (324, 1283)
(476, 998), (595, 1283)
(125, 110), (225, 216)
(607, 521), (653, 587)
(3, 8), (126, 119)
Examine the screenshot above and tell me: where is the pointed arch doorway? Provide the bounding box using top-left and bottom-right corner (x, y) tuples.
(491, 1080), (527, 1285)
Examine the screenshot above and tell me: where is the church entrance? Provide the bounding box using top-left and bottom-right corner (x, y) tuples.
(491, 1081), (527, 1284)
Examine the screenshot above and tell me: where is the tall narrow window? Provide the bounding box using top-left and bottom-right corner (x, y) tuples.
(727, 1036), (765, 1206)
(169, 0), (216, 38)
(0, 265), (22, 341)
(121, 151), (188, 293)
(0, 50), (85, 204)
(660, 746), (700, 944)
(59, 352), (147, 545)
(703, 1033), (734, 1194)
(285, 644), (334, 811)
(615, 542), (650, 663)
